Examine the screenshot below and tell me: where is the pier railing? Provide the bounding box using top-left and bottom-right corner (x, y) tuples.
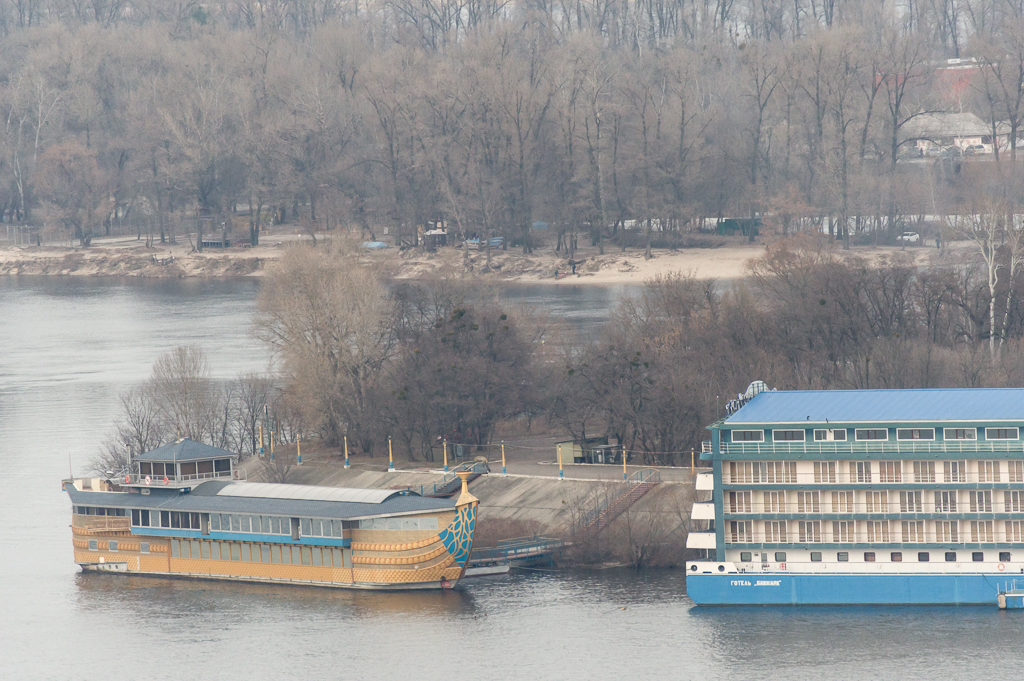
(720, 441), (1024, 456)
(415, 460), (489, 498)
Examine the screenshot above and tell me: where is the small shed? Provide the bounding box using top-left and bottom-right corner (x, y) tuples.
(422, 229), (448, 250)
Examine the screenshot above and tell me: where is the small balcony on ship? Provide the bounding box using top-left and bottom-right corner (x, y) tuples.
(117, 438), (244, 489)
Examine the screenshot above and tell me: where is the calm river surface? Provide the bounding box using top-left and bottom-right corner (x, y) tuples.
(1, 277), (1023, 680)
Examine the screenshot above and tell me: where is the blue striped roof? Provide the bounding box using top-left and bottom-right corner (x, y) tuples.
(724, 388), (1024, 424)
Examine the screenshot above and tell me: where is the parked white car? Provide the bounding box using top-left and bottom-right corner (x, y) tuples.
(897, 232), (921, 243)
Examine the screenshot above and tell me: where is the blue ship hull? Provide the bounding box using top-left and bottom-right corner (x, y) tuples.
(687, 573), (1014, 605)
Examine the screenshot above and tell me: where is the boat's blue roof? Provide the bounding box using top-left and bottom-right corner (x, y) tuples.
(135, 439), (235, 462)
(724, 388), (1024, 425)
(66, 481), (456, 518)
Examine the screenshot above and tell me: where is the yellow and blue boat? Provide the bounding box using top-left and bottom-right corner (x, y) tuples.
(64, 439), (478, 590)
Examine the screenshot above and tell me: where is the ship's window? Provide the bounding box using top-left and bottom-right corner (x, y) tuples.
(210, 514), (220, 531)
(292, 547), (302, 564)
(248, 516), (259, 532)
(262, 545), (271, 563)
(387, 518), (402, 530)
(333, 548), (343, 567)
(810, 552), (822, 562)
(1000, 552), (1012, 562)
(209, 542), (219, 560)
(837, 552), (849, 562)
(814, 429), (846, 441)
(943, 428), (976, 440)
(897, 428), (934, 441)
(945, 552), (957, 562)
(311, 548), (322, 566)
(774, 552), (787, 562)
(813, 462), (837, 483)
(291, 519), (300, 541)
(88, 540), (97, 551)
(973, 552), (984, 562)
(944, 461), (967, 483)
(986, 428), (1019, 440)
(271, 545), (282, 564)
(181, 462), (197, 477)
(740, 552), (752, 562)
(301, 518), (312, 536)
(132, 509), (140, 525)
(773, 430), (805, 442)
(197, 460), (214, 475)
(879, 461), (902, 483)
(891, 552), (903, 562)
(402, 519), (418, 530)
(171, 539), (180, 558)
(917, 552), (929, 562)
(200, 542), (210, 559)
(864, 552), (875, 562)
(190, 540), (200, 557)
(241, 544), (250, 561)
(732, 430), (764, 442)
(855, 429), (888, 441)
(215, 458), (231, 472)
(179, 541), (190, 559)
(229, 544), (239, 561)
(281, 546), (291, 564)
(420, 517), (438, 530)
(141, 510), (150, 526)
(140, 462), (152, 476)
(333, 520), (343, 536)
(140, 542), (149, 554)
(913, 461), (935, 483)
(109, 540), (119, 552)
(1010, 461), (1024, 483)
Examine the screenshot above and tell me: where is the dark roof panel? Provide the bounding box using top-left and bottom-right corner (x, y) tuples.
(65, 481), (455, 519)
(135, 439), (237, 462)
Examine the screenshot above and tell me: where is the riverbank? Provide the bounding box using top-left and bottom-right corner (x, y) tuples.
(0, 232), (951, 281)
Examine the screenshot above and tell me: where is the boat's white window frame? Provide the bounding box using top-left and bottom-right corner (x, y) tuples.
(986, 427), (1020, 440)
(772, 429), (806, 442)
(813, 428), (847, 441)
(855, 428), (889, 441)
(943, 427), (977, 440)
(731, 430), (764, 442)
(896, 428), (935, 441)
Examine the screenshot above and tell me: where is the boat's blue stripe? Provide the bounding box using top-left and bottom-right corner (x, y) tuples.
(131, 527), (350, 547)
(686, 572), (1017, 605)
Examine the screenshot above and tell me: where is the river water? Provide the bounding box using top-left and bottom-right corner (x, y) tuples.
(1, 277), (1023, 680)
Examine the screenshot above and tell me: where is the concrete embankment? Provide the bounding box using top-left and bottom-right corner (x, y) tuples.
(240, 459), (696, 537)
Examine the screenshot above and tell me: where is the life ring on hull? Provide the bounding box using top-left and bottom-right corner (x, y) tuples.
(999, 563), (1006, 571)
(163, 476), (170, 485)
(125, 475), (131, 484)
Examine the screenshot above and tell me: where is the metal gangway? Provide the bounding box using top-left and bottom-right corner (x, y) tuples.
(467, 535), (565, 568)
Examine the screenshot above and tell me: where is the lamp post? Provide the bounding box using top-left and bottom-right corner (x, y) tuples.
(501, 441), (506, 475)
(297, 435), (302, 465)
(443, 439), (448, 473)
(623, 444), (628, 481)
(558, 445), (564, 480)
(388, 437), (395, 472)
(259, 423), (264, 458)
(344, 434), (350, 469)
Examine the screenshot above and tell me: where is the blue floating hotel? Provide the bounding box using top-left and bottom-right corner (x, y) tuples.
(686, 386), (1024, 605)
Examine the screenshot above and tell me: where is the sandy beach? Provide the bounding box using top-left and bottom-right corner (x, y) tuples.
(0, 231), (954, 282)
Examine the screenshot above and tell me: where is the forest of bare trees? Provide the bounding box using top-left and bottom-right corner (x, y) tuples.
(6, 0), (1024, 250)
(94, 231), (1024, 475)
